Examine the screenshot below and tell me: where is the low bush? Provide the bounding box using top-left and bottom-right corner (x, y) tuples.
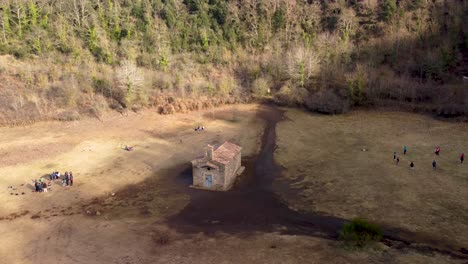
(251, 77), (270, 98)
(56, 110), (80, 121)
(305, 89), (350, 114)
(339, 218), (383, 248)
(273, 84), (308, 106)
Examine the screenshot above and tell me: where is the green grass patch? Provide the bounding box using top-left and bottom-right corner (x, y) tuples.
(339, 218), (383, 248)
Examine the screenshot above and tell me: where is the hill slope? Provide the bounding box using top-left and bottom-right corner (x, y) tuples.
(0, 0), (467, 125)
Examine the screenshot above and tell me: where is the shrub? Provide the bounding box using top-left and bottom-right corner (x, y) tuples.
(251, 77), (270, 97)
(92, 78), (113, 98)
(46, 84), (77, 107)
(339, 218), (383, 248)
(381, 0), (397, 22)
(305, 89), (350, 114)
(56, 110), (80, 121)
(273, 84), (308, 106)
(152, 231), (170, 246)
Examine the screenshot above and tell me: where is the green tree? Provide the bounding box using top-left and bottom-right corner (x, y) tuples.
(1, 5), (11, 43)
(382, 0), (397, 22)
(28, 1), (38, 27)
(272, 8), (285, 33)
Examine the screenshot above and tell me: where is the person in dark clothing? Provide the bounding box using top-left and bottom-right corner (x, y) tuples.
(65, 172), (70, 186)
(396, 157), (400, 165)
(461, 153), (465, 164)
(69, 172), (74, 186)
(432, 160), (437, 170)
(410, 161), (414, 170)
(403, 146), (407, 155)
(34, 181), (40, 192)
(393, 152), (397, 160)
(435, 146), (440, 156)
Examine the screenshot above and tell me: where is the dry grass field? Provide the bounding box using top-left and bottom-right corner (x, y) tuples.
(0, 104), (467, 264)
(275, 109), (468, 250)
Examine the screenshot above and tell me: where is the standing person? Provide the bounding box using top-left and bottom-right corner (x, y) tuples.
(65, 172), (69, 186)
(461, 153), (465, 164)
(396, 157), (400, 165)
(69, 172), (74, 186)
(42, 181), (48, 192)
(432, 160), (437, 170)
(410, 161), (414, 170)
(393, 152), (397, 160)
(34, 180), (40, 192)
(404, 146), (408, 155)
(435, 146), (440, 156)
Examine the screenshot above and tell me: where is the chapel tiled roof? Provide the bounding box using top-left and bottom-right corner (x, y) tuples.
(212, 141), (241, 164)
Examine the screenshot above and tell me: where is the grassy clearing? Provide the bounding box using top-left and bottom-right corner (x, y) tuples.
(275, 108), (468, 248)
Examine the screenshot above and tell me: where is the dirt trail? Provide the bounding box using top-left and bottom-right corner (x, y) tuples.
(166, 105), (468, 260)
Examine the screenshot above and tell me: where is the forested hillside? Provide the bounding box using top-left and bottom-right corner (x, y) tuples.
(0, 0), (467, 125)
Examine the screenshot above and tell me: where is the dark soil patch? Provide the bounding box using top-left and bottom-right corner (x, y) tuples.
(31, 214), (41, 219)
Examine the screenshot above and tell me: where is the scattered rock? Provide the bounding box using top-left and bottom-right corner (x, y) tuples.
(111, 192), (115, 196)
(96, 211), (101, 216)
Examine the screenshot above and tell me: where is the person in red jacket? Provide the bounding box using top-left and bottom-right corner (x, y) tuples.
(461, 153), (465, 164)
(435, 146), (441, 156)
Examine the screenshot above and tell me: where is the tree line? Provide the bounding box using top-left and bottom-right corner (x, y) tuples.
(0, 0), (466, 124)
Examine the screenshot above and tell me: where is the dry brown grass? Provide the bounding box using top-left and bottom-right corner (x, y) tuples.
(0, 105), (465, 263)
(275, 108), (468, 249)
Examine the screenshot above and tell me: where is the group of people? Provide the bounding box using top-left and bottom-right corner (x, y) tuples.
(57, 171), (74, 186)
(393, 146), (464, 170)
(194, 126), (205, 131)
(35, 171), (75, 193)
(51, 171), (74, 185)
(34, 178), (49, 192)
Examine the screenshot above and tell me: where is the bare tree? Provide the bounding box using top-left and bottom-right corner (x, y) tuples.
(10, 1), (25, 37)
(338, 9), (357, 43)
(0, 2), (8, 43)
(116, 60), (144, 106)
(72, 0), (89, 28)
(283, 0), (297, 42)
(287, 46), (320, 87)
